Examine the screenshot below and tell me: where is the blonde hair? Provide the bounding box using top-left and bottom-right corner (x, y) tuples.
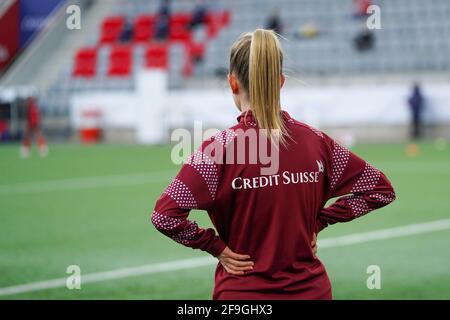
(229, 29), (289, 146)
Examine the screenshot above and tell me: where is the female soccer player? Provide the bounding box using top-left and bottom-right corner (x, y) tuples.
(152, 29), (395, 299)
(21, 96), (48, 158)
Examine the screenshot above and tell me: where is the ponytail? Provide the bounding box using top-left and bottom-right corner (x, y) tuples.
(230, 29), (289, 146)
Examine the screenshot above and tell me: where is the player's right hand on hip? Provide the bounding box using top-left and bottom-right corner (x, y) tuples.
(218, 246), (254, 275)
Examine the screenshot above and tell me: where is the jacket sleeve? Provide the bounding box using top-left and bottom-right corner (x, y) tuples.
(151, 133), (233, 257)
(316, 135), (396, 232)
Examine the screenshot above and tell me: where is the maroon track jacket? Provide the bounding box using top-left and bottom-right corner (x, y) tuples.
(152, 110), (396, 299)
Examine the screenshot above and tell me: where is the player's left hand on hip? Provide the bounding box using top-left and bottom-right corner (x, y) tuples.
(218, 246), (254, 276)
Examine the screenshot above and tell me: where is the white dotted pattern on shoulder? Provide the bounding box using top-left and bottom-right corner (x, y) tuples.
(186, 151), (219, 199)
(351, 162), (381, 193)
(151, 211), (184, 231)
(330, 141), (350, 190)
(347, 195), (371, 217)
(164, 179), (198, 209)
(308, 125), (324, 138)
(214, 129), (236, 147)
(172, 221), (199, 245)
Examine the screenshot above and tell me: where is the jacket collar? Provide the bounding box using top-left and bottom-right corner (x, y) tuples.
(237, 109), (291, 125)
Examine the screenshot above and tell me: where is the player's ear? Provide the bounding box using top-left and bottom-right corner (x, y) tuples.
(228, 73), (239, 94)
(280, 73), (286, 89)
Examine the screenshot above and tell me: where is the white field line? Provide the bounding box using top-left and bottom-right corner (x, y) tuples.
(0, 171), (176, 195)
(0, 257), (214, 297)
(0, 219), (449, 297)
(318, 218), (450, 248)
(379, 163), (450, 174)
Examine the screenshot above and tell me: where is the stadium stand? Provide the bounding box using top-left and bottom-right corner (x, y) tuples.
(31, 0), (450, 119)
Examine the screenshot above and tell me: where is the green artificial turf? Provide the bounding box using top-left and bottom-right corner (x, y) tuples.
(0, 142), (449, 299)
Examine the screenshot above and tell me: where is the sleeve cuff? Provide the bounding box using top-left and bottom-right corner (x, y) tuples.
(206, 236), (227, 257)
(316, 219), (328, 233)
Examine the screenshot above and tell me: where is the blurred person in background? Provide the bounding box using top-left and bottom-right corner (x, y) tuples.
(0, 118), (8, 142)
(21, 96), (48, 158)
(155, 15), (169, 40)
(353, 0), (372, 18)
(189, 0), (208, 30)
(408, 83), (425, 140)
(158, 0), (171, 18)
(151, 29), (396, 300)
(155, 0), (171, 40)
(295, 22), (320, 40)
(119, 17), (134, 43)
(354, 25), (374, 51)
(265, 9), (283, 35)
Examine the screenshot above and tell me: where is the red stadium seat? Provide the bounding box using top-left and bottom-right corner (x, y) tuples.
(133, 14), (156, 43)
(73, 47), (97, 77)
(205, 13), (221, 38)
(100, 16), (125, 44)
(187, 42), (205, 61)
(203, 10), (231, 38)
(169, 13), (191, 28)
(108, 45), (132, 76)
(169, 13), (192, 43)
(145, 43), (168, 69)
(169, 26), (192, 43)
(221, 10), (231, 27)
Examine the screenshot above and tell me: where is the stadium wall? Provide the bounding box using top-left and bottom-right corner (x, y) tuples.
(70, 76), (450, 144)
(71, 70), (168, 144)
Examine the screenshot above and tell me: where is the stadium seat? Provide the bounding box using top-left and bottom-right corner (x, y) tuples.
(169, 27), (192, 43)
(145, 43), (169, 69)
(73, 48), (97, 78)
(187, 42), (205, 62)
(205, 13), (222, 39)
(100, 16), (125, 44)
(133, 14), (156, 43)
(220, 10), (231, 27)
(108, 45), (132, 76)
(169, 13), (192, 43)
(169, 13), (192, 29)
